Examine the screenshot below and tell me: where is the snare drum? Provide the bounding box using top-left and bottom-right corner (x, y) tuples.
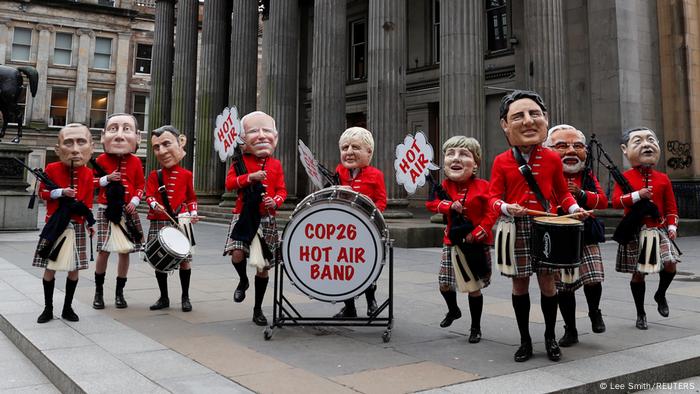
(532, 216), (583, 268)
(145, 226), (191, 272)
(282, 186), (388, 302)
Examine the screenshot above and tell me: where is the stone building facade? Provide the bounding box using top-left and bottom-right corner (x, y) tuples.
(164, 0), (697, 214)
(5, 1), (699, 218)
(0, 0), (156, 170)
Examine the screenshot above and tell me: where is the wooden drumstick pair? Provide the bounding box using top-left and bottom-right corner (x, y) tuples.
(525, 208), (594, 218)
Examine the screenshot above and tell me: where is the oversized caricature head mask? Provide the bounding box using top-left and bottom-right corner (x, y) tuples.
(339, 127), (374, 170)
(151, 125), (187, 169)
(546, 125), (587, 174)
(499, 90), (549, 148)
(621, 128), (660, 167)
(442, 136), (481, 183)
(101, 113), (141, 155)
(241, 111), (278, 158)
(55, 123), (93, 167)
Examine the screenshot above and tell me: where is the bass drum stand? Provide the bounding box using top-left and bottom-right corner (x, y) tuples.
(263, 238), (394, 343)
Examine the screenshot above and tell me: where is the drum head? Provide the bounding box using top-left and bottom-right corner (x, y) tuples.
(158, 226), (191, 257)
(282, 200), (385, 302)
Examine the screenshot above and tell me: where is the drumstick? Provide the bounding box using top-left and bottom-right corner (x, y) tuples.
(558, 209), (595, 219)
(526, 209), (556, 217)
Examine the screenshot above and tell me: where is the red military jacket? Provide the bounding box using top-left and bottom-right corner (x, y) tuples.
(553, 171), (609, 211)
(40, 162), (94, 224)
(225, 154), (287, 215)
(93, 153), (145, 205)
(145, 165), (197, 221)
(489, 145), (577, 214)
(335, 164), (387, 212)
(612, 167), (679, 228)
(426, 177), (498, 245)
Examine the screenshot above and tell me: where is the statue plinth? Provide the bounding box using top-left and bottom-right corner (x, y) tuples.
(0, 143), (38, 230)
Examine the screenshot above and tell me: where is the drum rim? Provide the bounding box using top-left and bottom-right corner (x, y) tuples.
(293, 186), (387, 235)
(282, 202), (385, 302)
(157, 226), (191, 257)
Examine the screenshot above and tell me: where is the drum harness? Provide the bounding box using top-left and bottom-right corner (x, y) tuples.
(512, 147), (550, 212)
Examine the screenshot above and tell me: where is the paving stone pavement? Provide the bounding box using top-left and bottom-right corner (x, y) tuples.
(1, 209), (699, 393)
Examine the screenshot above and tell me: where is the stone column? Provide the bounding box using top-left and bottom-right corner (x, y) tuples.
(113, 32), (132, 113)
(31, 24), (53, 125)
(147, 0), (175, 172)
(440, 1), (484, 143)
(74, 28), (93, 124)
(261, 0), (301, 199)
(194, 0), (230, 204)
(172, 0), (199, 170)
(310, 0), (346, 170)
(229, 0), (258, 117)
(524, 0), (567, 123)
(367, 0), (407, 207)
(0, 18), (11, 65)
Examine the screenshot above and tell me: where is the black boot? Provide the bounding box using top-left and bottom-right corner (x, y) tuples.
(439, 290), (462, 328)
(630, 281), (647, 330)
(468, 295), (483, 343)
(513, 293), (533, 362)
(252, 275), (268, 326)
(93, 272), (105, 309)
(541, 293), (561, 361)
(61, 278), (79, 322)
(365, 284), (378, 316)
(233, 261), (249, 303)
(557, 292), (578, 347)
(37, 278), (55, 324)
(115, 277), (128, 309)
(654, 270), (676, 317)
(583, 283), (605, 333)
(180, 269), (192, 312)
(150, 271), (170, 310)
(334, 299), (358, 318)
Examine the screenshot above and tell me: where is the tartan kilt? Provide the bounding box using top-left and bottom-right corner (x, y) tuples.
(439, 244), (492, 290)
(500, 216), (558, 279)
(223, 214), (280, 267)
(146, 220), (192, 267)
(556, 243), (605, 292)
(32, 221), (89, 270)
(616, 227), (680, 274)
(95, 205), (144, 253)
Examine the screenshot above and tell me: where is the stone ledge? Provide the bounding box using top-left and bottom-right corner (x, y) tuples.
(0, 258), (251, 394)
(421, 335), (700, 394)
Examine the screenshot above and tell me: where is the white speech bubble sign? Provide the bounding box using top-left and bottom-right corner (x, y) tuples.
(394, 131), (440, 194)
(298, 139), (325, 190)
(213, 106), (242, 162)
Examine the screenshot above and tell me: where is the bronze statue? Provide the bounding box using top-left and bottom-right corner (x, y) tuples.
(0, 65), (38, 143)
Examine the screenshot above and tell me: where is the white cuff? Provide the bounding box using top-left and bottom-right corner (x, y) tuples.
(189, 210), (197, 217)
(668, 225), (677, 233)
(501, 203), (512, 217)
(149, 201), (158, 209)
(50, 189), (64, 199)
(129, 197), (140, 206)
(568, 204), (581, 214)
(99, 176), (109, 187)
(631, 191), (641, 203)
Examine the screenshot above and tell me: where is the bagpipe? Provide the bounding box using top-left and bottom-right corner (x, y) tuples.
(587, 135), (681, 259)
(587, 135), (660, 245)
(426, 172), (489, 291)
(14, 158), (95, 268)
(228, 145), (274, 270)
(91, 157), (142, 253)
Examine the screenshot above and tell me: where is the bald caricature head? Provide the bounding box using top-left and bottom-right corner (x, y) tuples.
(241, 111), (278, 158)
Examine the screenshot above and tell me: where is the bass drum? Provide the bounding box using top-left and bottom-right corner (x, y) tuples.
(282, 186), (388, 302)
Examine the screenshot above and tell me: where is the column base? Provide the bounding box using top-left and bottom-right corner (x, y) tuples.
(219, 191), (237, 208)
(196, 192), (224, 206)
(384, 199), (413, 218)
